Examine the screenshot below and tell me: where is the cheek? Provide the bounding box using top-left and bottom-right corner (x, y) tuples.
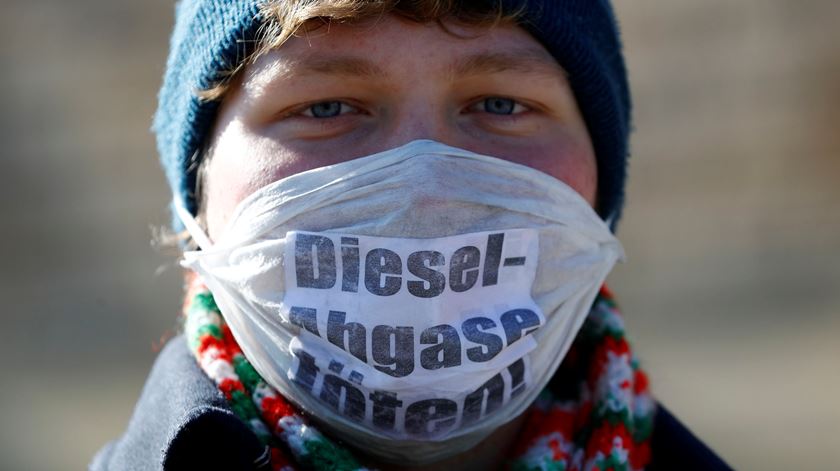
(203, 164), (254, 242)
(534, 129), (598, 207)
(471, 134), (598, 208)
(203, 131), (364, 240)
(549, 143), (598, 207)
(203, 128), (291, 240)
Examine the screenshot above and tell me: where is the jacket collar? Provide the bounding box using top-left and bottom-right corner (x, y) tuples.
(91, 335), (268, 470)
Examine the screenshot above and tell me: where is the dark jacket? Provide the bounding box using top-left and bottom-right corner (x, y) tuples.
(91, 336), (732, 471)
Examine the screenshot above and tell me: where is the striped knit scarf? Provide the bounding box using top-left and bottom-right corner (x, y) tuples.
(183, 278), (654, 471)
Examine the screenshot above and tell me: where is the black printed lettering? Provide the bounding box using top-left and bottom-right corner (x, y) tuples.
(365, 248), (402, 296)
(449, 246), (480, 293)
(371, 325), (414, 377)
(406, 251), (446, 298)
(503, 256), (526, 266)
(507, 358), (526, 398)
(462, 317), (503, 362)
(290, 347), (319, 392)
(295, 234), (336, 289)
(404, 399), (457, 436)
(320, 373), (366, 422)
(341, 237), (360, 293)
(328, 359), (344, 374)
(419, 324), (462, 370)
(462, 372), (505, 425)
(369, 390), (403, 431)
(482, 233), (504, 287)
(327, 311), (367, 362)
(289, 306), (320, 336)
(500, 309), (541, 346)
(347, 370), (364, 385)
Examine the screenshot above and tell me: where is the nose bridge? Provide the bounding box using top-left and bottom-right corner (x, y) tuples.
(383, 93), (455, 149)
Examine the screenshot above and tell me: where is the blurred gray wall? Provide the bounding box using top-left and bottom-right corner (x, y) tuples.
(1, 0), (838, 469)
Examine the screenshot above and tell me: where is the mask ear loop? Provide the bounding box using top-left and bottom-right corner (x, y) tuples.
(174, 199), (213, 250)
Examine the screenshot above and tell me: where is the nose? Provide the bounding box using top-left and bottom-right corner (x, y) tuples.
(379, 97), (458, 150)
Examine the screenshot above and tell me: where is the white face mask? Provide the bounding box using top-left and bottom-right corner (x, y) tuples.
(176, 140), (623, 465)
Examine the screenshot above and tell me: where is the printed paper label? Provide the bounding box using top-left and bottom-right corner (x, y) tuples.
(282, 229), (543, 437)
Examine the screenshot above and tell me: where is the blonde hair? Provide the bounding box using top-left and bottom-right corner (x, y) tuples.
(198, 0), (521, 101)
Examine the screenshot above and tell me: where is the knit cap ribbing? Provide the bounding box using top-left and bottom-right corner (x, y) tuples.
(153, 0), (263, 222)
(154, 0), (631, 230)
(510, 0), (631, 228)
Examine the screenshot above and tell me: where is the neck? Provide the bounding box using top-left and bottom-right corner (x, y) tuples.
(360, 413), (528, 471)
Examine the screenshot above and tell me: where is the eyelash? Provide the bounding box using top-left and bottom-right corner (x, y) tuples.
(465, 97), (530, 116)
(291, 96), (531, 120)
(299, 100), (361, 119)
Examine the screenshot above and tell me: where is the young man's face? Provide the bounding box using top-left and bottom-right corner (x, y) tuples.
(203, 15), (598, 240)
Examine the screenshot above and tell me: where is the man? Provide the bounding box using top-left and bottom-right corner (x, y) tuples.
(93, 1), (730, 469)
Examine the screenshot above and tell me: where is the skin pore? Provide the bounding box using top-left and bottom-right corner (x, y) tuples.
(202, 14), (598, 470)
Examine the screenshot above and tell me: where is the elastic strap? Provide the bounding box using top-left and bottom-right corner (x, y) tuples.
(173, 199), (213, 250)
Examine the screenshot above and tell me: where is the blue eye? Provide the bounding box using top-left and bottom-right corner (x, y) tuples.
(307, 101), (343, 118)
(483, 97), (516, 115)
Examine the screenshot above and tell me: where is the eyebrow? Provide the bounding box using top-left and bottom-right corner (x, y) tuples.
(249, 55), (386, 86)
(292, 56), (386, 78)
(248, 48), (567, 95)
(448, 49), (568, 81)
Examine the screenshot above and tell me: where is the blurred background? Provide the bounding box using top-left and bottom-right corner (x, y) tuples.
(1, 0), (838, 469)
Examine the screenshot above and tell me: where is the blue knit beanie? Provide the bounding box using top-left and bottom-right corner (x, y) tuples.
(154, 0), (631, 230)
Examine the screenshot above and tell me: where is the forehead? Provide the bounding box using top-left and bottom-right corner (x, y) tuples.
(241, 16), (568, 93)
